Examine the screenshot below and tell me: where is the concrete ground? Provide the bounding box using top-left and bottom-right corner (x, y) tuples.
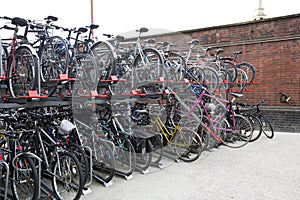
(82, 132), (300, 200)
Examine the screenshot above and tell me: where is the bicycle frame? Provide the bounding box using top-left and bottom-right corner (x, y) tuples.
(185, 88), (238, 143)
(151, 115), (193, 148)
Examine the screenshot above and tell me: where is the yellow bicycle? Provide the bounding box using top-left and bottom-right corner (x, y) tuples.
(143, 104), (203, 163)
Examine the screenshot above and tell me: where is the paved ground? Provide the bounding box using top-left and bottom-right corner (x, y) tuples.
(82, 132), (300, 200)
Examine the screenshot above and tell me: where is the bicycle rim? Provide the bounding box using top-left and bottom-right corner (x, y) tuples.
(247, 114), (262, 142)
(52, 151), (84, 200)
(67, 144), (90, 186)
(8, 47), (38, 97)
(133, 48), (164, 88)
(202, 67), (220, 93)
(260, 116), (274, 139)
(172, 128), (202, 162)
(11, 154), (39, 200)
(219, 114), (253, 148)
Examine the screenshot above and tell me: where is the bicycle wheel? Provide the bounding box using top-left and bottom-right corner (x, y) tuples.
(236, 62), (256, 83)
(185, 66), (204, 83)
(235, 68), (248, 90)
(90, 40), (117, 77)
(113, 135), (136, 177)
(1, 43), (8, 77)
(197, 116), (211, 151)
(219, 114), (253, 148)
(221, 61), (237, 83)
(104, 58), (132, 95)
(92, 138), (115, 184)
(202, 67), (220, 92)
(11, 153), (39, 200)
(52, 151), (84, 200)
(259, 115), (274, 139)
(40, 36), (69, 96)
(67, 143), (90, 186)
(133, 48), (164, 88)
(163, 51), (186, 82)
(8, 46), (38, 97)
(172, 127), (202, 162)
(246, 114), (262, 142)
(70, 53), (98, 96)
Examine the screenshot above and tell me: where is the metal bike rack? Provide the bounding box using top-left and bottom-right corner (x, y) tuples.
(12, 152), (43, 199)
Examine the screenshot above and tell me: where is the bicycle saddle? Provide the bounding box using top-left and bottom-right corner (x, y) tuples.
(137, 27), (148, 33)
(12, 17), (28, 27)
(187, 39), (199, 45)
(228, 92), (244, 98)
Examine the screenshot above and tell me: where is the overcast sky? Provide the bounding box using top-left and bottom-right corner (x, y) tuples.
(1, 0), (300, 39)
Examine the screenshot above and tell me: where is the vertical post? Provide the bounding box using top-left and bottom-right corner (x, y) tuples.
(0, 35), (2, 76)
(255, 0), (266, 20)
(90, 0), (94, 39)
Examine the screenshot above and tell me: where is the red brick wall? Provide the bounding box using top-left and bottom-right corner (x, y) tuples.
(131, 14), (300, 132)
(182, 14), (300, 106)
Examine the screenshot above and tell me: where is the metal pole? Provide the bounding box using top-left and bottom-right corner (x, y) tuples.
(90, 0), (94, 39)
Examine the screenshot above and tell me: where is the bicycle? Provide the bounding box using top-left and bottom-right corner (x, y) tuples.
(237, 99), (274, 140)
(133, 97), (203, 163)
(0, 146), (9, 200)
(166, 39), (220, 93)
(174, 84), (253, 149)
(18, 108), (84, 200)
(207, 48), (256, 91)
(0, 111), (40, 200)
(234, 101), (263, 142)
(22, 16), (70, 96)
(0, 16), (39, 98)
(72, 105), (116, 185)
(36, 105), (92, 188)
(107, 28), (165, 94)
(91, 102), (137, 175)
(51, 25), (99, 96)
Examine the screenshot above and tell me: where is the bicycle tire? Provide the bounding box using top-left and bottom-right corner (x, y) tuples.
(8, 46), (39, 97)
(221, 61), (238, 83)
(11, 153), (39, 200)
(149, 133), (163, 164)
(197, 116), (211, 151)
(172, 127), (202, 162)
(1, 43), (8, 77)
(236, 62), (256, 83)
(235, 67), (248, 90)
(90, 40), (117, 78)
(202, 66), (220, 92)
(163, 51), (186, 82)
(40, 35), (69, 96)
(219, 114), (253, 148)
(69, 53), (98, 96)
(92, 138), (115, 184)
(52, 151), (84, 200)
(246, 114), (262, 142)
(67, 143), (90, 186)
(133, 48), (164, 89)
(259, 115), (274, 139)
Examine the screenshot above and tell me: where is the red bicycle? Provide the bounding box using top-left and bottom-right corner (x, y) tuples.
(0, 16), (39, 98)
